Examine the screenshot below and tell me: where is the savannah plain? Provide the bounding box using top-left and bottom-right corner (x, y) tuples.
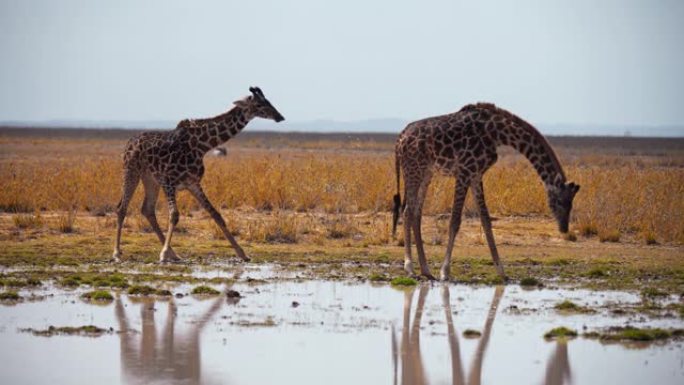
(0, 127), (682, 295)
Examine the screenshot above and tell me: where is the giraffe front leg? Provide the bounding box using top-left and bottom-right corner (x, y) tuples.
(159, 186), (182, 263)
(473, 180), (506, 281)
(112, 169), (140, 263)
(188, 184), (249, 261)
(414, 177), (435, 280)
(441, 177), (470, 281)
(412, 213), (435, 280)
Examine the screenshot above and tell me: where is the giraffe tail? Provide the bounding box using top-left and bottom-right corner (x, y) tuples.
(392, 152), (402, 238)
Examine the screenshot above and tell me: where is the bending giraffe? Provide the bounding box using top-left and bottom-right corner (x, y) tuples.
(112, 87), (285, 263)
(392, 103), (579, 280)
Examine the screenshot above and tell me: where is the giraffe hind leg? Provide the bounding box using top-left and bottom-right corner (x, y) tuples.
(140, 173), (167, 245)
(413, 176), (435, 280)
(403, 175), (435, 280)
(159, 184), (182, 263)
(402, 186), (415, 276)
(112, 168), (141, 262)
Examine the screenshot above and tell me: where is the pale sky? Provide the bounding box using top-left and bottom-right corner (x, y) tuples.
(1, 0), (683, 129)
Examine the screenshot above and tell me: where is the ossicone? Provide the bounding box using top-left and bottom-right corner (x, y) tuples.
(249, 86), (264, 98)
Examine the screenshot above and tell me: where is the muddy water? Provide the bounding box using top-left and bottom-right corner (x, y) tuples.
(1, 266), (683, 385)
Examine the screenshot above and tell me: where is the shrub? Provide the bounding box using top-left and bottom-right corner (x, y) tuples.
(13, 212), (43, 230)
(598, 230), (621, 243)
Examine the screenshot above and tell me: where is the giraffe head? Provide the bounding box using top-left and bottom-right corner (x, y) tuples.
(547, 175), (580, 233)
(233, 87), (285, 122)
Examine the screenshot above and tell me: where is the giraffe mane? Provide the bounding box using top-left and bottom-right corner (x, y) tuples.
(461, 102), (566, 181)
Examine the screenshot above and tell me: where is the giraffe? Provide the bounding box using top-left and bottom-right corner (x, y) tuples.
(392, 102), (580, 281)
(112, 87), (285, 263)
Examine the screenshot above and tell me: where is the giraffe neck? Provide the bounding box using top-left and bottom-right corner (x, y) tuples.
(196, 106), (251, 151)
(493, 115), (566, 189)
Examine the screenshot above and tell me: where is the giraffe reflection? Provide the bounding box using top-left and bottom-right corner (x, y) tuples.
(392, 285), (504, 385)
(541, 341), (572, 385)
(115, 295), (225, 385)
(114, 268), (244, 385)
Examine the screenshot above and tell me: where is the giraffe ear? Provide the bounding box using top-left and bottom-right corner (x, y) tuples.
(249, 87), (263, 99)
(569, 182), (580, 195)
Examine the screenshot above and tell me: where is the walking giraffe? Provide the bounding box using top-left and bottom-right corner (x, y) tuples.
(392, 103), (580, 281)
(112, 87), (285, 263)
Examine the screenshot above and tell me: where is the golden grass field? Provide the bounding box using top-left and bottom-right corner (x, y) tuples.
(0, 128), (683, 292)
(1, 128), (682, 244)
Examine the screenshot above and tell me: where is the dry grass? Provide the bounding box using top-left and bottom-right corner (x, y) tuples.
(1, 131), (683, 244)
(13, 212), (43, 229)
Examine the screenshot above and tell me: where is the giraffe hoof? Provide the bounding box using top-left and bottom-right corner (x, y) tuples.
(403, 261), (414, 276)
(440, 268), (451, 282)
(159, 248), (181, 263)
(422, 273), (437, 281)
(111, 251), (122, 263)
(234, 247), (250, 262)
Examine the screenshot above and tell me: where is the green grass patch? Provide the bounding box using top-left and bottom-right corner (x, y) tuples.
(547, 258), (571, 266)
(586, 268), (607, 278)
(58, 272), (129, 289)
(390, 277), (417, 287)
(81, 290), (113, 302)
(90, 273), (129, 289)
(594, 327), (682, 342)
(463, 329), (482, 338)
(554, 300), (594, 313)
(641, 287), (668, 299)
(127, 285), (158, 296)
(191, 285), (220, 295)
(59, 276), (81, 287)
(0, 278), (41, 287)
(0, 291), (21, 301)
(520, 277), (541, 287)
(369, 273), (389, 282)
(676, 304), (684, 318)
(544, 327), (578, 339)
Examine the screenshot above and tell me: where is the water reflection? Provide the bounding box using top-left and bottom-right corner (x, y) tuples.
(115, 295), (224, 385)
(541, 341), (572, 385)
(392, 285), (504, 385)
(392, 285), (575, 385)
